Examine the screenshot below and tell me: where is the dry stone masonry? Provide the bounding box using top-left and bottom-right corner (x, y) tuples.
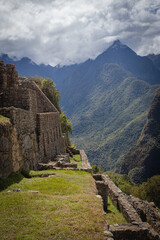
(0, 61), (66, 178)
(80, 150), (92, 172)
(93, 174), (160, 240)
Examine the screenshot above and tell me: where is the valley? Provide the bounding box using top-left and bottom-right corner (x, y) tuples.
(1, 40), (160, 172)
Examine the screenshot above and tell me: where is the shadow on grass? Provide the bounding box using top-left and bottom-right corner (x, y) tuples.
(0, 172), (24, 192)
(106, 209), (112, 213)
(106, 203), (112, 213)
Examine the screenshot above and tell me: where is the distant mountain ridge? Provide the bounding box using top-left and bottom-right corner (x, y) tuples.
(95, 40), (160, 85)
(147, 54), (160, 71)
(120, 87), (160, 183)
(1, 41), (160, 171)
(1, 40), (160, 85)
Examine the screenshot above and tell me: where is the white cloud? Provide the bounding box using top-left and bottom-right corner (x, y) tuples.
(0, 0), (160, 65)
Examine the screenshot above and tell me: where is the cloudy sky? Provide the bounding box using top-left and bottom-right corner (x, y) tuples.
(0, 0), (160, 66)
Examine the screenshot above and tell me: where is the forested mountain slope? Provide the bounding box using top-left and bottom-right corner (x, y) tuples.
(120, 87), (160, 183)
(1, 41), (160, 171)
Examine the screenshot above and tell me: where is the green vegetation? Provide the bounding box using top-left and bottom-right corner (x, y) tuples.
(106, 197), (126, 225)
(41, 77), (61, 112)
(92, 164), (104, 174)
(137, 175), (160, 208)
(70, 63), (158, 171)
(29, 76), (61, 112)
(0, 115), (10, 124)
(0, 170), (106, 240)
(60, 113), (72, 134)
(70, 154), (82, 168)
(106, 171), (134, 195)
(120, 88), (160, 184)
(106, 171), (160, 208)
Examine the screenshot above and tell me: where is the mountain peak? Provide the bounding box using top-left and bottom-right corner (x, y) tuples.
(110, 40), (127, 49)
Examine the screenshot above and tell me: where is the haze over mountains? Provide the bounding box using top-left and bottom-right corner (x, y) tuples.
(1, 40), (160, 171)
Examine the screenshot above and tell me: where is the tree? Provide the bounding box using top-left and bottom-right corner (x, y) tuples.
(92, 164), (104, 174)
(41, 78), (61, 112)
(60, 113), (72, 145)
(139, 175), (160, 207)
(28, 75), (43, 88)
(60, 113), (72, 134)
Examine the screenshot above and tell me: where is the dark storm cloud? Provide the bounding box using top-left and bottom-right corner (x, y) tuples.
(0, 0), (160, 66)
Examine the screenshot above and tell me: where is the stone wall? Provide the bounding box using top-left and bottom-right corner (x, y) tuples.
(20, 80), (58, 113)
(0, 61), (66, 178)
(0, 107), (38, 176)
(0, 121), (14, 178)
(103, 174), (141, 223)
(0, 61), (18, 89)
(36, 112), (65, 162)
(126, 194), (160, 235)
(0, 88), (31, 110)
(93, 174), (108, 211)
(97, 174), (160, 240)
(109, 222), (159, 240)
(80, 150), (92, 172)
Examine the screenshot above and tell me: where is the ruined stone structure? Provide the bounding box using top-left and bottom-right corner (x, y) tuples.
(93, 174), (160, 240)
(0, 61), (66, 178)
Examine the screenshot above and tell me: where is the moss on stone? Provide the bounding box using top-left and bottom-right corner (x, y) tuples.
(0, 115), (10, 124)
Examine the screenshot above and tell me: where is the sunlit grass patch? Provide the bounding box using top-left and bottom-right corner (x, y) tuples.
(2, 170), (94, 196)
(106, 197), (126, 225)
(0, 170), (106, 240)
(70, 154), (82, 168)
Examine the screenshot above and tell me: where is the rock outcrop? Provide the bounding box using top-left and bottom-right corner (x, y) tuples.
(120, 87), (160, 183)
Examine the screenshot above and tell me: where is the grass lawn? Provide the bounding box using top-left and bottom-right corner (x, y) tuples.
(0, 170), (106, 240)
(106, 197), (127, 225)
(70, 154), (82, 168)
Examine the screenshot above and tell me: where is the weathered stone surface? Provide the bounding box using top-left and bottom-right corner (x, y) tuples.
(109, 223), (160, 240)
(0, 62), (66, 178)
(67, 146), (80, 155)
(104, 230), (113, 237)
(126, 194), (160, 235)
(38, 163), (55, 170)
(93, 174), (108, 211)
(80, 150), (92, 172)
(27, 190), (39, 193)
(97, 174), (160, 239)
(0, 61), (18, 89)
(103, 174), (141, 223)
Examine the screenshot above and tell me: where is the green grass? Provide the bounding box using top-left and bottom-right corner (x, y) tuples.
(0, 115), (10, 124)
(3, 170), (93, 196)
(0, 170), (106, 240)
(106, 197), (127, 225)
(70, 154), (82, 168)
